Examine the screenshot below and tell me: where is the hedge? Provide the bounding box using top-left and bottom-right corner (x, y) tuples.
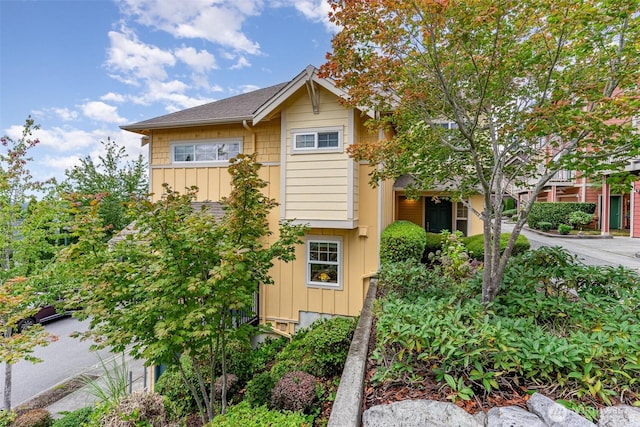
(424, 232), (444, 255)
(380, 220), (427, 264)
(527, 202), (595, 230)
(463, 233), (530, 261)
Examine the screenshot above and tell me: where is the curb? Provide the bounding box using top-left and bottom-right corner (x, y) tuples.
(328, 278), (377, 427)
(522, 226), (614, 239)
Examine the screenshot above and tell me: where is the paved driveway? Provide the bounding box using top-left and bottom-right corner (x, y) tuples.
(501, 222), (640, 272)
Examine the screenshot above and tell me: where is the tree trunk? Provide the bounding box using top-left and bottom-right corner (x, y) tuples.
(3, 327), (12, 410)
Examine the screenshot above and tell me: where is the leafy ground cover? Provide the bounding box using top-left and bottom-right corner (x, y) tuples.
(366, 245), (640, 422)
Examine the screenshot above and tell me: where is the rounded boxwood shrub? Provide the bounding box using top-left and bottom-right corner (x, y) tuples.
(558, 224), (572, 235)
(270, 371), (317, 413)
(380, 220), (427, 264)
(537, 221), (553, 231)
(502, 208), (517, 217)
(463, 233), (530, 261)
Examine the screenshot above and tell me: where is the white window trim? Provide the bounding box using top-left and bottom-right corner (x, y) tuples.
(171, 138), (243, 165)
(305, 235), (343, 290)
(291, 127), (343, 154)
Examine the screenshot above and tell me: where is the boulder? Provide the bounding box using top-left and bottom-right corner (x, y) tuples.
(526, 393), (595, 427)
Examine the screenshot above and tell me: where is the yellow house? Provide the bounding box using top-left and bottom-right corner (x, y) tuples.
(121, 65), (482, 334)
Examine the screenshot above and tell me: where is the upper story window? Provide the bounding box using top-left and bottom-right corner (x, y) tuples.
(172, 140), (241, 164)
(292, 127), (342, 153)
(436, 121), (459, 130)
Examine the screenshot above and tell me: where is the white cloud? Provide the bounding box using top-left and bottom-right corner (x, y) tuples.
(53, 108), (78, 121)
(175, 46), (217, 73)
(273, 0), (336, 32)
(81, 101), (128, 124)
(101, 92), (126, 103)
(106, 26), (176, 85)
(239, 84), (261, 94)
(230, 56), (251, 70)
(116, 0), (262, 54)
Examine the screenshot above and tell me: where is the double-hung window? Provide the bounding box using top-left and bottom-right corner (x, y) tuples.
(292, 128), (341, 153)
(172, 140), (241, 164)
(306, 236), (342, 289)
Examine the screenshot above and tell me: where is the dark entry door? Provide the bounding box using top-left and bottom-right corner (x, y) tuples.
(425, 198), (452, 233)
(609, 195), (621, 229)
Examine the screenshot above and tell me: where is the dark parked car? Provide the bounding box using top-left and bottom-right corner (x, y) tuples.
(17, 300), (74, 332)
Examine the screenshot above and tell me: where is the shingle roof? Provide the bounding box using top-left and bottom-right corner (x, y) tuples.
(108, 202), (225, 246)
(121, 82), (288, 132)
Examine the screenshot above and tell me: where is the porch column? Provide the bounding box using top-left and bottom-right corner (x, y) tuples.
(601, 177), (610, 236)
(549, 185), (557, 202)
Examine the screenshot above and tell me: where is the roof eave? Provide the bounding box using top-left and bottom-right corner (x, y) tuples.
(120, 115), (254, 134)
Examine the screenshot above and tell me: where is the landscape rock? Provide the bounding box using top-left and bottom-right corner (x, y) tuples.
(598, 405), (640, 427)
(486, 405), (546, 427)
(527, 393), (595, 427)
(362, 399), (481, 427)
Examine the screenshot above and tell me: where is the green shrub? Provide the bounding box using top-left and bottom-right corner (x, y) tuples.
(557, 224), (572, 234)
(207, 402), (310, 427)
(502, 208), (517, 217)
(528, 202), (595, 229)
(568, 210), (594, 230)
(463, 233), (530, 261)
(380, 220), (427, 264)
(224, 337), (256, 384)
(503, 198), (516, 211)
(51, 407), (93, 427)
(155, 356), (199, 418)
(0, 410), (16, 427)
(13, 409), (52, 427)
(244, 371), (276, 408)
(272, 317), (356, 379)
(536, 221), (553, 231)
(424, 232), (444, 255)
(378, 259), (431, 297)
(252, 336), (288, 373)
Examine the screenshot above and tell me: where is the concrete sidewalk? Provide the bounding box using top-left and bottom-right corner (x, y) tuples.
(42, 353), (148, 418)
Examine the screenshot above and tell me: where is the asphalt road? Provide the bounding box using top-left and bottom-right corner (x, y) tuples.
(503, 222), (640, 272)
(1, 316), (112, 408)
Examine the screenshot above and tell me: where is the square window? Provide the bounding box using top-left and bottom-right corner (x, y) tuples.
(306, 237), (342, 288)
(295, 134), (316, 149)
(318, 132), (339, 148)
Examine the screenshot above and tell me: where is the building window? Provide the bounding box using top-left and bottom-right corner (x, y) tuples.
(435, 121), (459, 130)
(455, 201), (469, 236)
(172, 140), (241, 163)
(306, 236), (342, 289)
(292, 128), (341, 152)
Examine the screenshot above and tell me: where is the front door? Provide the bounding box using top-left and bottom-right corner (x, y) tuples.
(610, 195), (622, 229)
(425, 198), (452, 233)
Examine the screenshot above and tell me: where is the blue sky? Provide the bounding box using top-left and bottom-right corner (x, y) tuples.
(0, 0), (336, 184)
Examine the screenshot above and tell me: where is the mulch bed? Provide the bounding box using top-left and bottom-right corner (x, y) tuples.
(14, 375), (97, 416)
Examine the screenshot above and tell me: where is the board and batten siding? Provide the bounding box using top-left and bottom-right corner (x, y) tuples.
(147, 121), (281, 201)
(262, 164), (381, 334)
(282, 87), (359, 227)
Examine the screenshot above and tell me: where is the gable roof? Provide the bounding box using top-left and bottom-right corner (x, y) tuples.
(121, 65), (375, 135)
